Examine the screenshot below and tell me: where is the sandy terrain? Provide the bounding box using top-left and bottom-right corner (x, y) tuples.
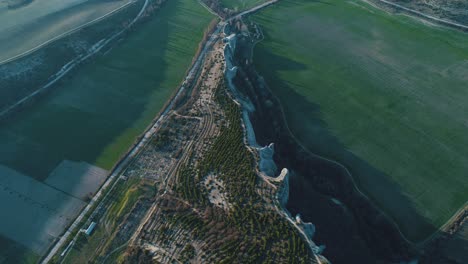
(204, 173), (230, 210)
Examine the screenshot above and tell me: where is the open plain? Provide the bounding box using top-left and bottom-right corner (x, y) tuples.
(0, 0), (214, 181)
(0, 0), (133, 64)
(0, 0), (214, 261)
(252, 0), (468, 241)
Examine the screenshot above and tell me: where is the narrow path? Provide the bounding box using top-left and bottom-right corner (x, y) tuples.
(130, 73), (216, 247)
(378, 0), (468, 30)
(197, 0), (222, 19)
(101, 241), (129, 264)
(0, 0), (136, 66)
(0, 0), (148, 119)
(43, 1), (283, 262)
(227, 0), (278, 22)
(39, 1), (192, 262)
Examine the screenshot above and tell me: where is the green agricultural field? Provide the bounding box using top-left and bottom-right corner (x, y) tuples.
(0, 0), (132, 64)
(0, 0), (213, 180)
(221, 0), (266, 11)
(0, 0), (213, 260)
(0, 235), (39, 264)
(252, 0), (468, 241)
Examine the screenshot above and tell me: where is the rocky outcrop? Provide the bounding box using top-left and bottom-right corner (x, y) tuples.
(258, 143), (277, 177)
(223, 31), (327, 263)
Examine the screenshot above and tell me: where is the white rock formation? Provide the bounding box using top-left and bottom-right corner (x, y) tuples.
(258, 143), (278, 177)
(222, 32), (327, 261)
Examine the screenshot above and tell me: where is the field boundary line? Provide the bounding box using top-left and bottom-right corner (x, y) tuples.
(197, 0), (222, 19)
(418, 202), (468, 247)
(247, 18), (418, 247)
(0, 0), (148, 120)
(40, 0), (151, 262)
(42, 5), (219, 262)
(0, 0), (136, 66)
(259, 58), (419, 246)
(248, 1), (468, 247)
(376, 0), (468, 31)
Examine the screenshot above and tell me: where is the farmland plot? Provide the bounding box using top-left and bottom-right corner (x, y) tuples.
(0, 0), (213, 260)
(252, 0), (468, 241)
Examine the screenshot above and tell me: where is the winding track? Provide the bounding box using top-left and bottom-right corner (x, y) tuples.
(0, 0), (136, 65)
(378, 0), (468, 30)
(130, 64), (217, 248)
(39, 1), (153, 262)
(0, 0), (148, 119)
(128, 0), (284, 253)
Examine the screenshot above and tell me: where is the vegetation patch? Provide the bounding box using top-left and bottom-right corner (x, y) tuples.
(167, 83), (312, 263)
(62, 177), (150, 264)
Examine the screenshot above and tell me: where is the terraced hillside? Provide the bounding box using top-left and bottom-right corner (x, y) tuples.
(53, 28), (324, 264)
(252, 0), (468, 241)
